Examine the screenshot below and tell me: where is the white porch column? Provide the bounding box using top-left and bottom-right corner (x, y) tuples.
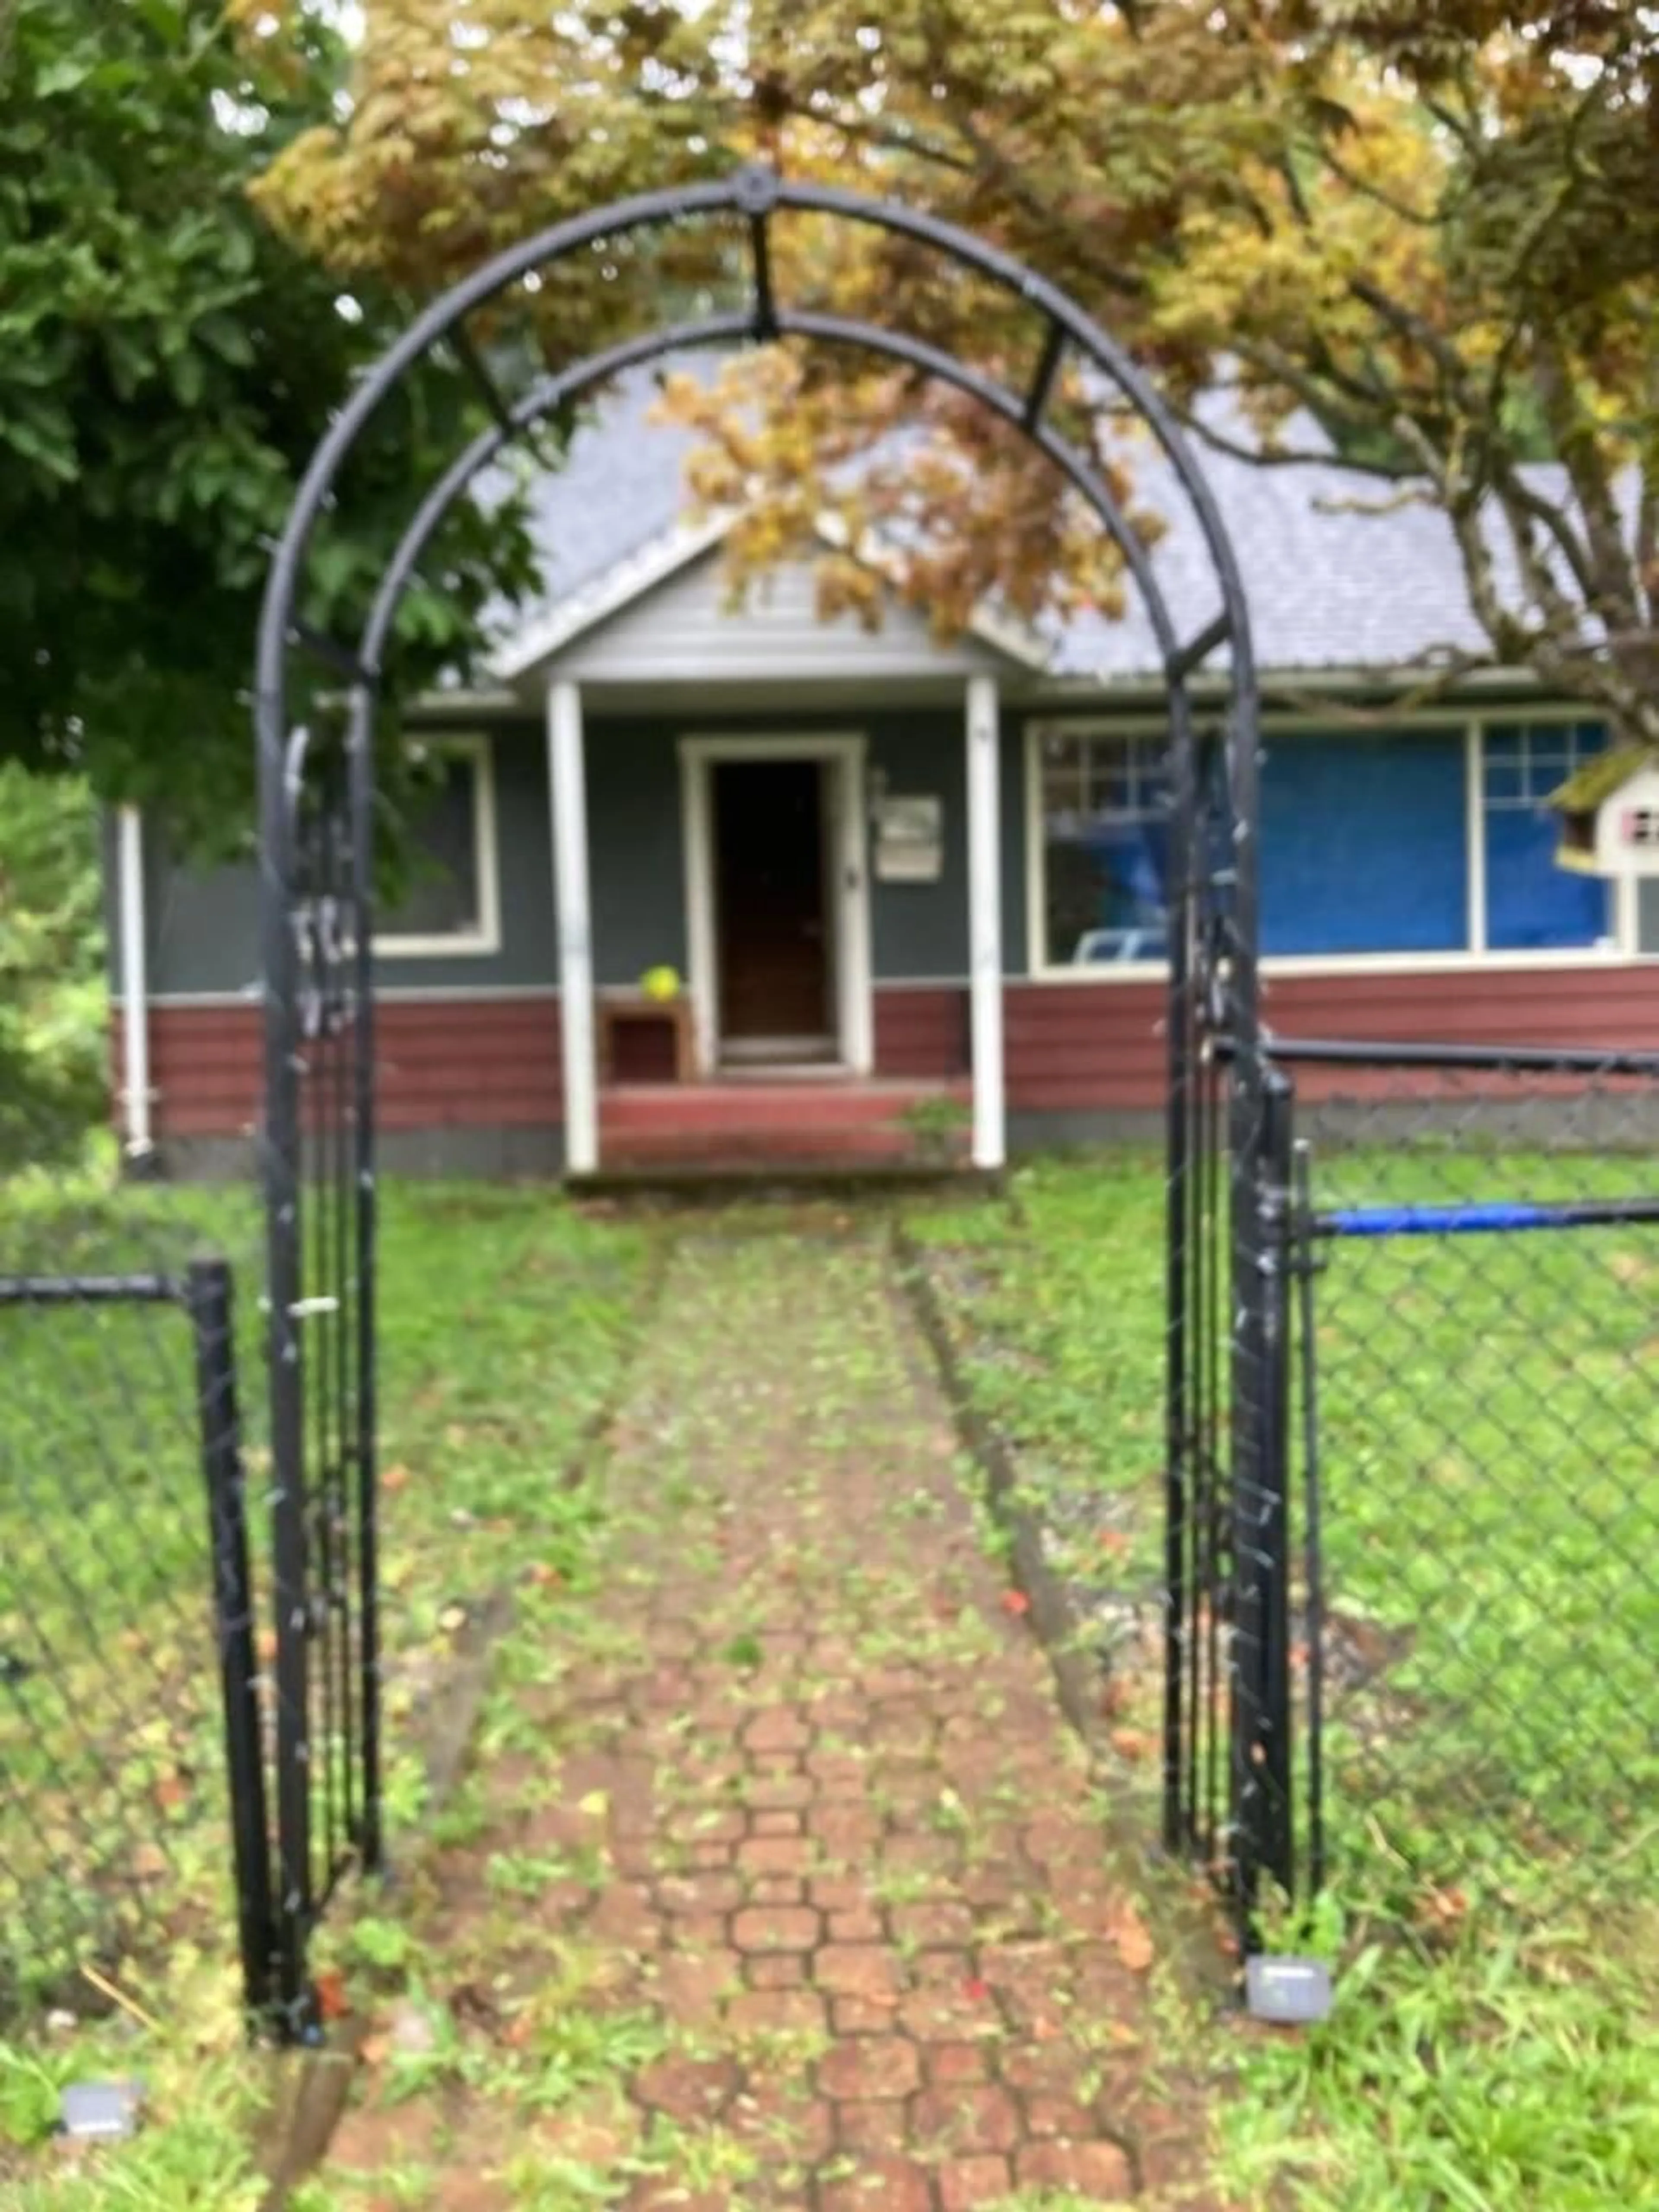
(116, 804), (154, 1164)
(547, 680), (598, 1176)
(966, 674), (1006, 1170)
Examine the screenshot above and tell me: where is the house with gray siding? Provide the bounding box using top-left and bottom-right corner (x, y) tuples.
(107, 373), (1659, 1176)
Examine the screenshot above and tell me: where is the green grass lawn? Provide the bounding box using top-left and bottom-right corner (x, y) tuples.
(908, 1150), (1659, 2212)
(5, 1150), (1656, 2208)
(0, 1174), (655, 2204)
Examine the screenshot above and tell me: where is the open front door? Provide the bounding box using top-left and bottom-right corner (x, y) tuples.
(713, 758), (834, 1063)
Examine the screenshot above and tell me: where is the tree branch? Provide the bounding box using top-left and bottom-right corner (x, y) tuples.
(1532, 343), (1641, 634)
(1228, 337), (1396, 442)
(794, 101), (979, 181)
(1347, 274), (1469, 398)
(1181, 413), (1414, 480)
(1265, 651), (1496, 725)
(950, 111), (1149, 303)
(1316, 144), (1438, 228)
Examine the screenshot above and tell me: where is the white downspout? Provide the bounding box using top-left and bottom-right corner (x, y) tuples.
(117, 804), (155, 1165)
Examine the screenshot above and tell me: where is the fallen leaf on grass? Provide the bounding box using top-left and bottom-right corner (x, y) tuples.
(524, 1561), (564, 1588)
(315, 1968), (351, 2021)
(1109, 1728), (1155, 1763)
(1109, 1902), (1154, 1974)
(380, 1463), (412, 1494)
(1416, 1884), (1469, 1933)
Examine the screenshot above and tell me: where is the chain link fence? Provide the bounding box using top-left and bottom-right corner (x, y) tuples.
(1275, 1043), (1659, 1932)
(0, 1137), (271, 2022)
(0, 754), (377, 2041)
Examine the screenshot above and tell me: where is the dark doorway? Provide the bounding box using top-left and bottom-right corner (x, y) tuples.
(714, 758), (834, 1060)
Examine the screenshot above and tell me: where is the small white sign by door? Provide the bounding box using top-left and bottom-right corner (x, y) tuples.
(874, 794), (944, 883)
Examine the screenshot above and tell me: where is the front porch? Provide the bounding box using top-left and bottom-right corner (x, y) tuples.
(543, 664), (1012, 1182)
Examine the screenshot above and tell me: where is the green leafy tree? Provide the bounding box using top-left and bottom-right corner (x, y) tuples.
(0, 765), (105, 1169)
(248, 0), (1658, 748)
(0, 0), (537, 840)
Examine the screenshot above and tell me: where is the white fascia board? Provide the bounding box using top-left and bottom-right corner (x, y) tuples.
(484, 501), (1047, 688)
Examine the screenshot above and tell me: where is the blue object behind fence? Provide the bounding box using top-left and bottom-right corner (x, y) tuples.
(1317, 1198), (1659, 1239)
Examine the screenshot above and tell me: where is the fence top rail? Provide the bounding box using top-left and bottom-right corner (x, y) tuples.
(0, 1273), (183, 1307)
(1312, 1196), (1659, 1240)
(1259, 1034), (1659, 1079)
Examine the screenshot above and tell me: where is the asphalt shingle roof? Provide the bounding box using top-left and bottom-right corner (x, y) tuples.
(491, 361), (1578, 684)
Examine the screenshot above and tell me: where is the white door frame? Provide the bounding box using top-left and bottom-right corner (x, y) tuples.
(679, 733), (873, 1077)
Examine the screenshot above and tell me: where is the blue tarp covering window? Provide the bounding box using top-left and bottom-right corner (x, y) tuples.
(1036, 721), (1616, 969)
(1482, 722), (1611, 950)
(1260, 732), (1468, 954)
(1038, 731), (1171, 965)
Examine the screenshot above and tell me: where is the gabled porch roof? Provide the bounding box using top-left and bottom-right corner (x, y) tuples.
(487, 515), (1046, 706)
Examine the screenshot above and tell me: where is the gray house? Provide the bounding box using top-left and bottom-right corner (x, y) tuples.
(108, 375), (1659, 1176)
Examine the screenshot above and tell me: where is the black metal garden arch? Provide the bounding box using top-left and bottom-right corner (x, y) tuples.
(251, 165), (1274, 2034)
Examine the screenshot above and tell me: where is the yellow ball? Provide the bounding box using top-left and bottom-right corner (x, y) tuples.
(640, 965), (681, 1002)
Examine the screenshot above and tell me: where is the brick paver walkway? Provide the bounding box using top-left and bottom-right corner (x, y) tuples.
(324, 1224), (1212, 2210)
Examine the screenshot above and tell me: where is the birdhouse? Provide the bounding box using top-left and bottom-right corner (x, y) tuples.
(1549, 749), (1659, 878)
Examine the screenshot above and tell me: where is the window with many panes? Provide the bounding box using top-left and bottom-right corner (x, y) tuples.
(1480, 721), (1611, 951)
(1031, 718), (1626, 971)
(1033, 728), (1171, 967)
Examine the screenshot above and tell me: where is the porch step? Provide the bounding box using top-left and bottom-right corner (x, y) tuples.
(598, 1079), (971, 1167)
(571, 1161), (998, 1200)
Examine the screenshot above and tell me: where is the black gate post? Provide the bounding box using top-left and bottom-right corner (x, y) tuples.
(187, 1258), (277, 2027)
(1163, 686), (1197, 1856)
(347, 685), (383, 1875)
(1260, 1073), (1297, 1892)
(1234, 1072), (1297, 1919)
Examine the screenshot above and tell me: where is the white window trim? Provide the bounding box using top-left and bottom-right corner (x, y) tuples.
(1024, 710), (1642, 984)
(678, 732), (873, 1077)
(373, 733), (503, 960)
